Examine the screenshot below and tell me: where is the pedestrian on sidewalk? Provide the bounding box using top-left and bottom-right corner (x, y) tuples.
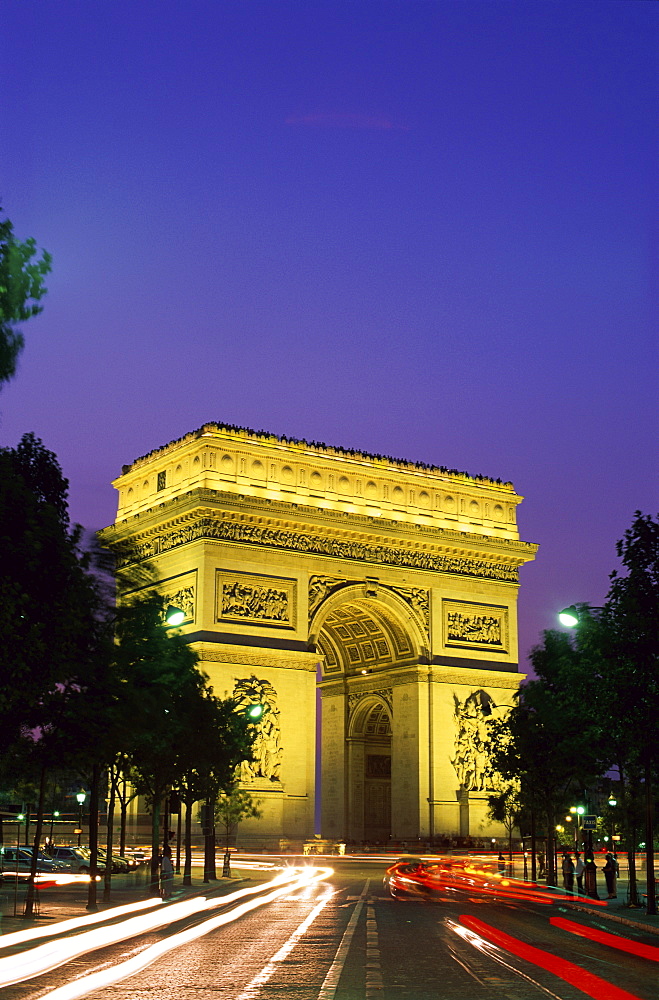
(497, 852), (506, 875)
(537, 851), (545, 879)
(562, 852), (575, 895)
(574, 852), (585, 894)
(160, 846), (174, 899)
(603, 852), (617, 898)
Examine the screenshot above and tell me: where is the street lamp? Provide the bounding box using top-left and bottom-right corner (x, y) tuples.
(569, 806), (585, 851)
(48, 810), (60, 850)
(558, 605), (580, 627)
(164, 605), (185, 627)
(76, 792), (86, 847)
(608, 796), (618, 855)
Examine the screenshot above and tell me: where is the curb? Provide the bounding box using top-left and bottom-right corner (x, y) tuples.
(558, 899), (659, 937)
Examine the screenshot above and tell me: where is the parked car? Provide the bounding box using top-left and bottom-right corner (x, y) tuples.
(0, 847), (68, 874)
(49, 846), (106, 873)
(96, 848), (136, 873)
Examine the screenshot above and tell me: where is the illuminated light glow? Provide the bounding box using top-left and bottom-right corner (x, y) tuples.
(0, 897), (162, 951)
(458, 915), (644, 1000)
(550, 917), (659, 962)
(235, 890), (335, 999)
(18, 868), (332, 1000)
(558, 606), (580, 627)
(0, 897), (207, 987)
(0, 868), (326, 989)
(164, 605), (185, 626)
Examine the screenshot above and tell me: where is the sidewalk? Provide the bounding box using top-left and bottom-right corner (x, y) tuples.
(537, 876), (659, 937)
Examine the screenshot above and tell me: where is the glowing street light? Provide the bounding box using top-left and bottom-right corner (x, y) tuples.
(558, 605), (580, 627)
(76, 791), (86, 847)
(164, 605), (185, 627)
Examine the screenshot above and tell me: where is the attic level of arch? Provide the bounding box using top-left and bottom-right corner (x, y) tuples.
(114, 441), (522, 541)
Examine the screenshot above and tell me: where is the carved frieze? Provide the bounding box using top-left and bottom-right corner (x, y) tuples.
(233, 675), (282, 783)
(130, 514), (520, 582)
(443, 600), (508, 652)
(167, 585), (195, 623)
(451, 690), (511, 792)
(390, 586), (430, 631)
(216, 571), (296, 628)
(308, 575), (344, 615)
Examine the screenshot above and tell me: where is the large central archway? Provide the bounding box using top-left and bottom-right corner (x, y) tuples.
(312, 585), (427, 843)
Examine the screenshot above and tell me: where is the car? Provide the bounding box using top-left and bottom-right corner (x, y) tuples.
(0, 847), (68, 874)
(49, 846), (106, 873)
(96, 848), (135, 873)
(383, 857), (449, 900)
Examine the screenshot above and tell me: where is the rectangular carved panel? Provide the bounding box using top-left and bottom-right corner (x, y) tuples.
(216, 570), (296, 629)
(442, 600), (509, 652)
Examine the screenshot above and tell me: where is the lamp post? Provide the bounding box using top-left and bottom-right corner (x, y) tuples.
(76, 792), (86, 847)
(48, 810), (60, 851)
(608, 796), (617, 856)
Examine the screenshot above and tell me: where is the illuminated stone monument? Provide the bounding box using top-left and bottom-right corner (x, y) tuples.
(106, 424), (537, 847)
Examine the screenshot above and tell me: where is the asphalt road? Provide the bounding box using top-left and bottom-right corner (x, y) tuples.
(1, 859), (657, 1000)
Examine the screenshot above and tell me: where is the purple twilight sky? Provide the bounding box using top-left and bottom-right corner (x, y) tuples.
(1, 1), (656, 673)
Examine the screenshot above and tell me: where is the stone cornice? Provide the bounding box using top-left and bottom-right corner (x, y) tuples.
(192, 642), (319, 672)
(111, 512), (527, 584)
(105, 491), (536, 581)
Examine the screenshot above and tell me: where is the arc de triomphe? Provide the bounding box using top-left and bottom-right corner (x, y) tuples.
(105, 424), (537, 847)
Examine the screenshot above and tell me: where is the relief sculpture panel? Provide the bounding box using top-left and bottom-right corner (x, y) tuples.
(233, 675), (282, 783)
(451, 690), (510, 792)
(443, 600), (508, 652)
(217, 571), (296, 628)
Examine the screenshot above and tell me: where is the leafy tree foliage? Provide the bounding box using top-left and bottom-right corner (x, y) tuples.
(215, 785), (262, 849)
(487, 630), (603, 885)
(0, 434), (106, 750)
(0, 207), (51, 387)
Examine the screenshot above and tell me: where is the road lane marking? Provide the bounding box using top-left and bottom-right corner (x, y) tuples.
(550, 917), (659, 962)
(459, 914), (644, 1000)
(317, 879), (371, 1000)
(365, 903), (383, 998)
(235, 890), (336, 999)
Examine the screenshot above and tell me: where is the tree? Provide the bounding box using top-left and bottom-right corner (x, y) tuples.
(487, 630), (602, 887)
(215, 785), (262, 851)
(600, 511), (659, 913)
(110, 593), (203, 893)
(0, 434), (110, 916)
(176, 692), (256, 885)
(0, 207), (51, 387)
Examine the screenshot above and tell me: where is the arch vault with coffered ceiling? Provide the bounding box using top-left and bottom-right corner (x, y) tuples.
(105, 423), (537, 848)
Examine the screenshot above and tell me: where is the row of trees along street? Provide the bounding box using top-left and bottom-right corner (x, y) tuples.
(0, 206), (259, 918)
(487, 510), (659, 915)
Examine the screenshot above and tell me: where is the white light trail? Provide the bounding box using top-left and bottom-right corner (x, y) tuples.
(3, 867), (332, 999)
(0, 898), (162, 951)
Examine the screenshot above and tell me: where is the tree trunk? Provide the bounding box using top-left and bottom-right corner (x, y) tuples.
(103, 772), (116, 903)
(645, 760), (656, 915)
(24, 764), (47, 919)
(87, 762), (99, 911)
(183, 796), (193, 886)
(545, 808), (556, 887)
(150, 794), (161, 894)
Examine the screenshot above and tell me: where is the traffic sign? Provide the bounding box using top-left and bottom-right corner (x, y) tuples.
(582, 815), (597, 829)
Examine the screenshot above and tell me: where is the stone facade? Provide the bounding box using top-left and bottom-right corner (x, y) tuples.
(105, 423), (537, 847)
